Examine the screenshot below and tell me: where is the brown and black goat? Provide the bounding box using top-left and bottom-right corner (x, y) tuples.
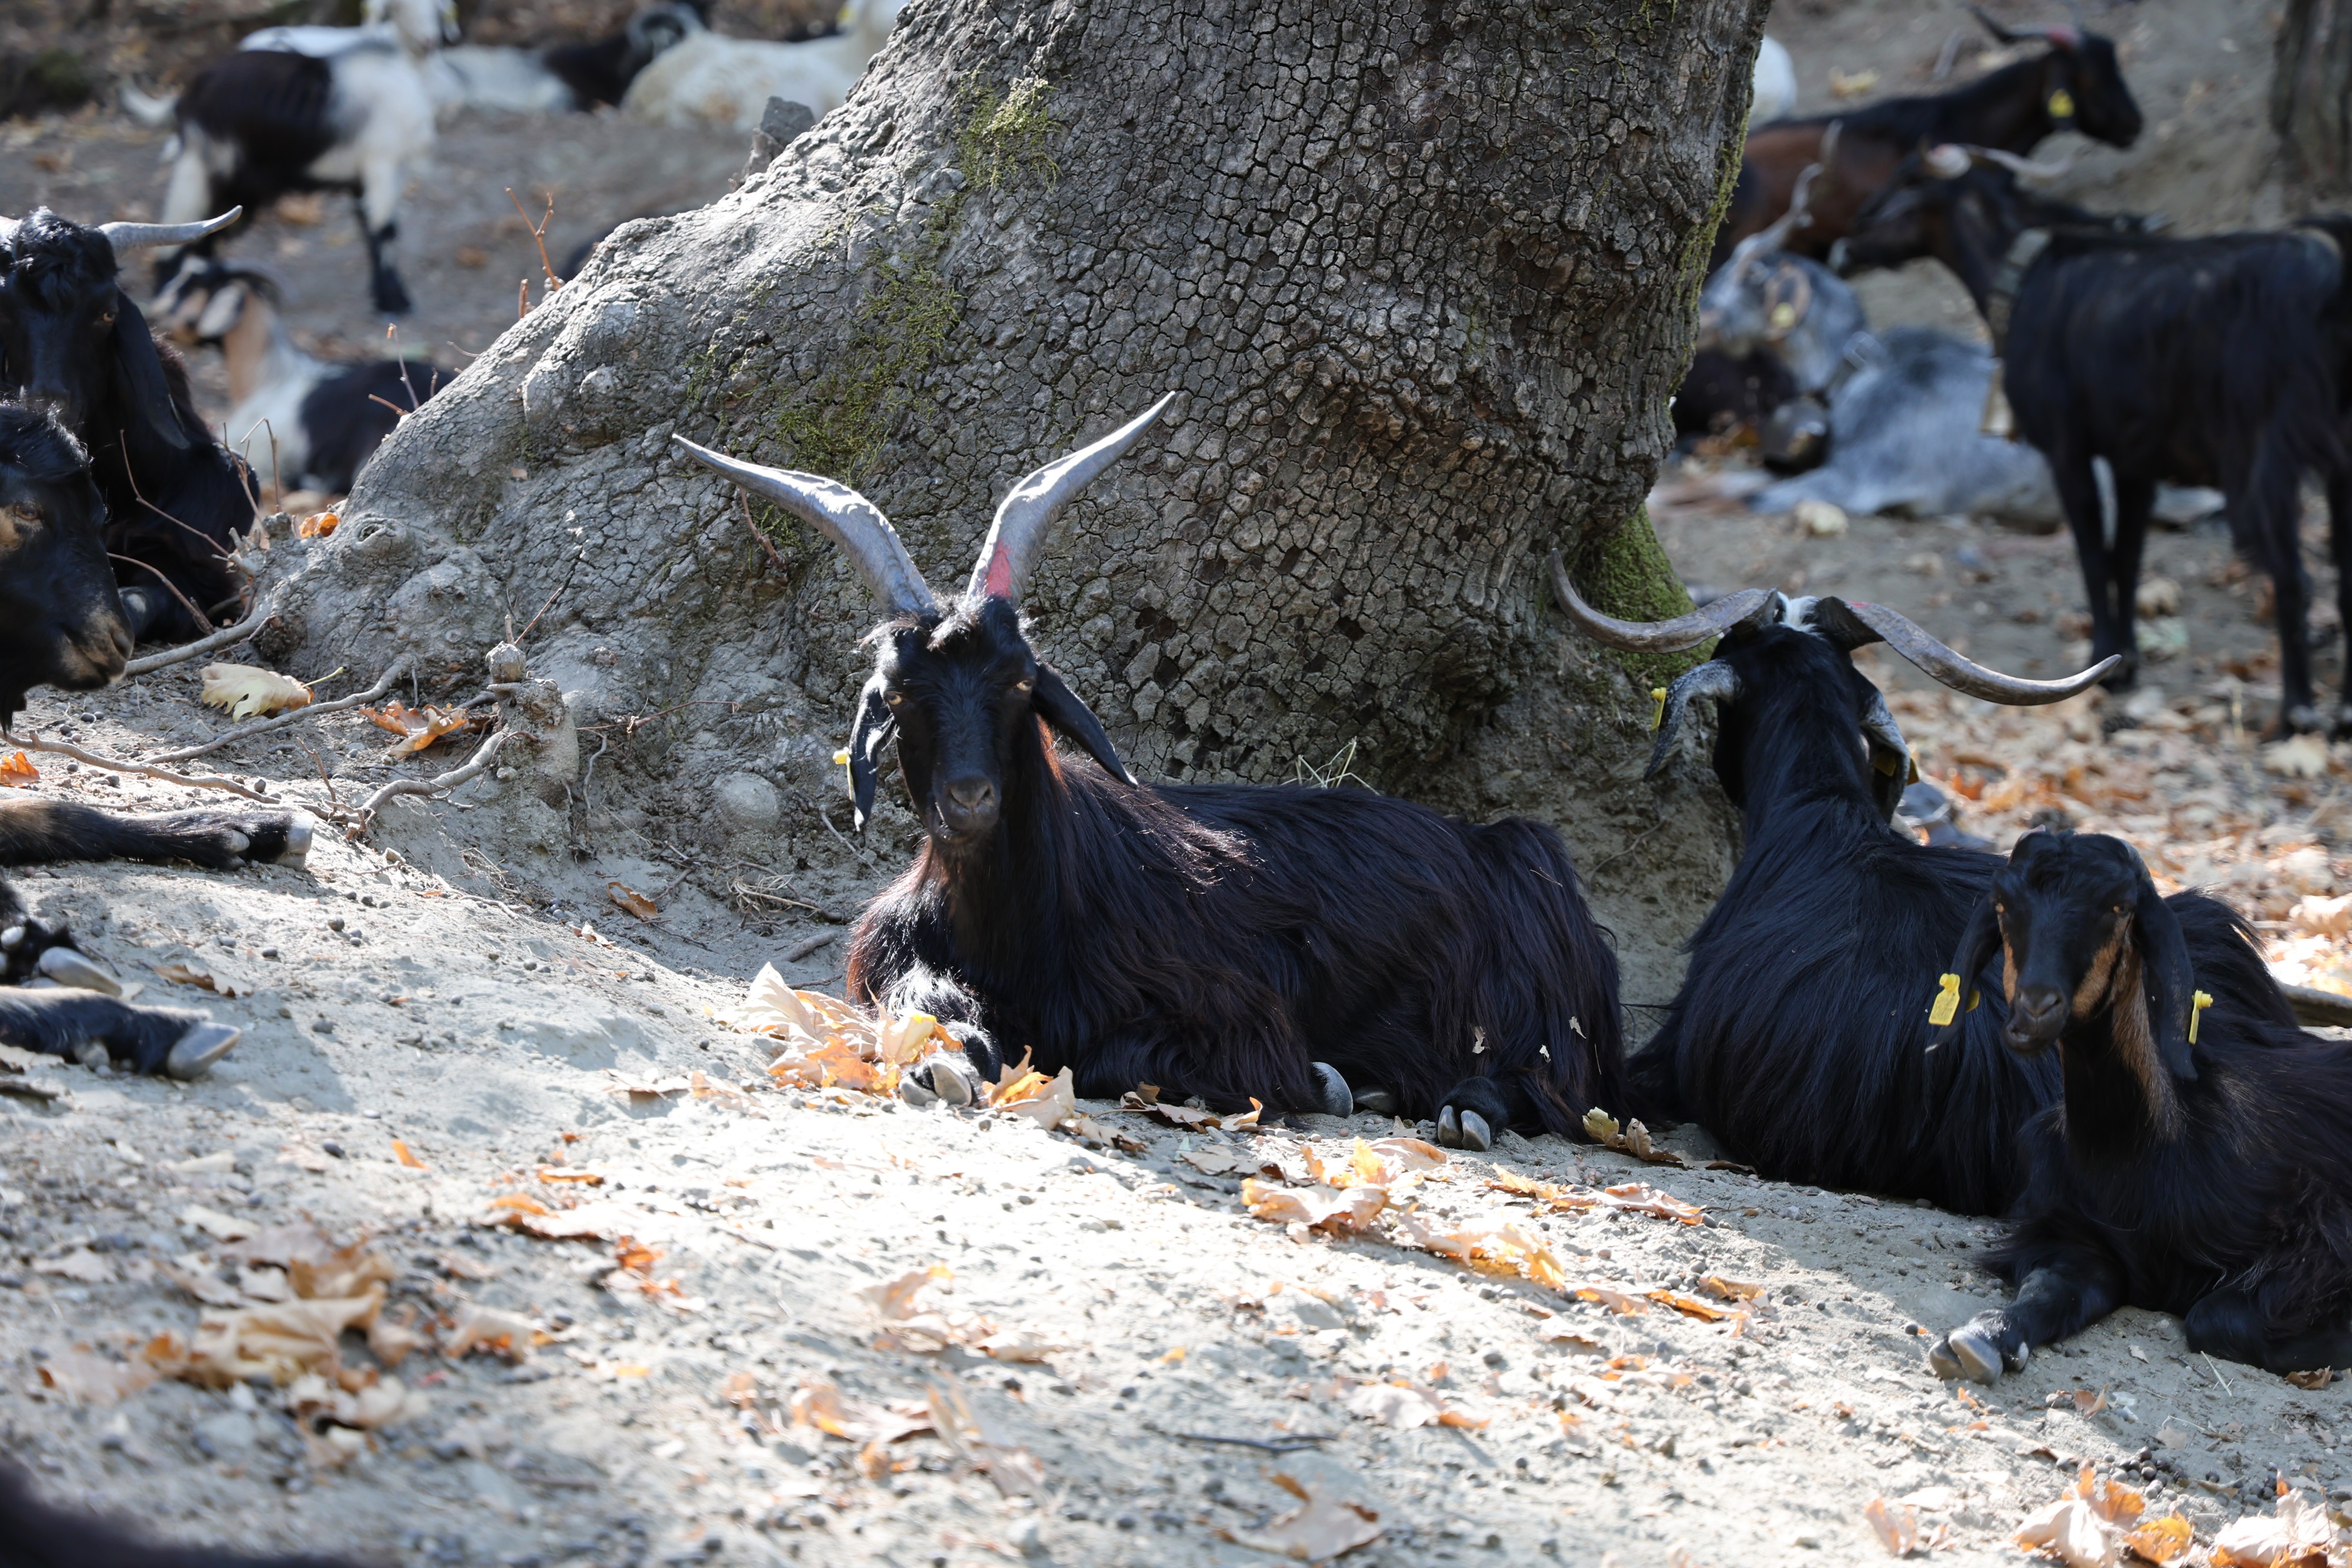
(0, 403), (311, 1080)
(1925, 831), (2352, 1381)
(1713, 6), (2141, 270)
(673, 400), (1623, 1149)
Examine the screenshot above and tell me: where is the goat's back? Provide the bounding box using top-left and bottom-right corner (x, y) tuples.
(177, 48), (338, 172)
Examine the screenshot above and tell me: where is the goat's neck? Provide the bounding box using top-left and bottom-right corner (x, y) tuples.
(1734, 690), (1889, 845)
(2054, 947), (2184, 1158)
(1940, 208), (2023, 322)
(925, 741), (1064, 971)
(1930, 57), (2054, 152)
(221, 302), (308, 409)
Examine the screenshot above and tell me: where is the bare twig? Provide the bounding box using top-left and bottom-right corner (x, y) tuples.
(149, 655), (413, 763)
(367, 393), (417, 421)
(109, 553), (214, 636)
(507, 187), (561, 295)
(819, 806), (872, 865)
(349, 727), (520, 837)
(115, 430), (244, 558)
(738, 489), (790, 574)
(1151, 1428), (1334, 1453)
(122, 595), (278, 675)
(9, 729), (277, 803)
(784, 930), (838, 962)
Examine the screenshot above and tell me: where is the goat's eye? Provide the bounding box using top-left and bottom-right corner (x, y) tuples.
(6, 504), (34, 524)
(96, 309), (115, 328)
(1014, 678), (1034, 694)
(884, 691), (903, 708)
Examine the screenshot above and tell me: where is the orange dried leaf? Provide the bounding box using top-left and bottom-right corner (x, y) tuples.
(200, 662), (312, 720)
(1243, 1178), (1387, 1234)
(1647, 1288), (1737, 1322)
(605, 883), (657, 920)
(1863, 1496), (1919, 1557)
(0, 750), (36, 788)
(295, 510), (339, 539)
(360, 701), (476, 759)
(1217, 1471), (1383, 1560)
(390, 1139), (428, 1170)
(2124, 1515), (2194, 1564)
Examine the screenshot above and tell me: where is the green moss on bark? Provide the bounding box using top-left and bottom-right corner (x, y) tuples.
(1574, 507), (1707, 694)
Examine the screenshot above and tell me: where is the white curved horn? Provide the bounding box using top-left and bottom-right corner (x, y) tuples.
(966, 393), (1177, 604)
(671, 436), (939, 618)
(100, 207), (244, 261)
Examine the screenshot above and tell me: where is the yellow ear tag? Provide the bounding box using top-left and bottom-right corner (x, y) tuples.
(1873, 748), (1903, 777)
(2047, 87), (2075, 119)
(2188, 989), (2212, 1044)
(1769, 302), (1799, 330)
(1928, 972), (1962, 1027)
(834, 747), (851, 775)
(1651, 687), (1668, 730)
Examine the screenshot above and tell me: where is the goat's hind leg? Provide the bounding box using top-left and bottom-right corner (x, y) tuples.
(354, 172), (411, 315)
(2328, 469), (2352, 736)
(0, 989), (239, 1080)
(1929, 1247), (2124, 1383)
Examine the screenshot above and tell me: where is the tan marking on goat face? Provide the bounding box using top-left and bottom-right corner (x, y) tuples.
(2078, 922), (2183, 1138)
(2071, 922), (2126, 1023)
(2000, 932), (2018, 1006)
(0, 502), (34, 553)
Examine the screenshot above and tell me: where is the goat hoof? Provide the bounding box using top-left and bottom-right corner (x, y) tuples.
(1, 925), (22, 950)
(899, 1073), (940, 1109)
(165, 1021), (241, 1081)
(72, 1040), (110, 1070)
(1939, 1324), (2005, 1384)
(1436, 1106), (1461, 1146)
(37, 946), (124, 997)
(224, 830), (251, 856)
(1355, 1087), (1399, 1116)
(914, 1056), (978, 1108)
(1311, 1062), (1353, 1118)
(281, 817), (315, 867)
(1456, 1110), (1493, 1152)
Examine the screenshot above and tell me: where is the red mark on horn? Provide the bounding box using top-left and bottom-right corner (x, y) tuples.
(984, 544), (1014, 599)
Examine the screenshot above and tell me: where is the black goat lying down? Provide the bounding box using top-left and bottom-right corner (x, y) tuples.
(0, 404), (309, 1079)
(0, 1460), (358, 1567)
(674, 401), (1622, 1149)
(0, 207), (259, 643)
(1834, 151), (2350, 728)
(1925, 831), (2352, 1381)
(1554, 571), (2115, 1214)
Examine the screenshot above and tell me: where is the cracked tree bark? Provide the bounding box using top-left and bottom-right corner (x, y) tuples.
(266, 0), (1765, 1001)
(2276, 0), (2352, 192)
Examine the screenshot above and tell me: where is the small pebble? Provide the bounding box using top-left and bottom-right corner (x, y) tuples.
(322, 1142), (345, 1159)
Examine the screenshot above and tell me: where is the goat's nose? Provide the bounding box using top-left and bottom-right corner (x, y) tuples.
(938, 775), (999, 833)
(2016, 986), (2066, 1025)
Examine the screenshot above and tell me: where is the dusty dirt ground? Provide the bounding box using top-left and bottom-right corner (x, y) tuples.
(4, 2), (2352, 1566)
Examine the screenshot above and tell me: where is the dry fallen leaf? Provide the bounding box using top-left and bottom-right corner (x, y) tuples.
(1219, 1470), (1383, 1560)
(0, 750), (37, 788)
(1242, 1178), (1387, 1235)
(1864, 1495), (1920, 1557)
(2124, 1514), (2196, 1564)
(2015, 1499), (2124, 1568)
(2282, 1367), (2337, 1390)
(390, 1139), (429, 1171)
(295, 509), (339, 540)
(792, 1378), (933, 1448)
(1344, 1381), (1445, 1430)
(152, 958), (257, 998)
(1184, 1146), (1281, 1178)
(361, 701), (478, 759)
(605, 882), (658, 920)
(443, 1304), (540, 1363)
(2209, 1487), (2340, 1567)
(926, 1374), (1044, 1496)
(179, 1203), (257, 1243)
(200, 662), (312, 720)
(33, 1248), (115, 1285)
(36, 1345), (158, 1406)
(2263, 734), (2333, 779)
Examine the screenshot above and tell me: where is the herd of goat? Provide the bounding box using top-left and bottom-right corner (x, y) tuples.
(4, 4), (2352, 1560)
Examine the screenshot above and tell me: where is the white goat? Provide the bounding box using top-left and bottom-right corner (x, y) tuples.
(145, 0), (453, 314)
(1753, 36), (1797, 125)
(622, 0), (906, 132)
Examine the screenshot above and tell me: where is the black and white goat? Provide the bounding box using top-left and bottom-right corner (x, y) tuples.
(0, 403), (311, 1080)
(622, 0), (904, 132)
(1926, 831), (2352, 1379)
(149, 0), (456, 314)
(672, 401), (1624, 1148)
(155, 259), (441, 495)
(420, 2), (709, 115)
(0, 206), (259, 643)
(1555, 573), (2114, 1214)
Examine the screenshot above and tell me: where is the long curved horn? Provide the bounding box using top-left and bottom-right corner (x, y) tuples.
(100, 207), (244, 261)
(1814, 596), (2116, 703)
(966, 393), (1176, 604)
(671, 436), (938, 618)
(1549, 551), (1778, 652)
(1963, 143), (2078, 182)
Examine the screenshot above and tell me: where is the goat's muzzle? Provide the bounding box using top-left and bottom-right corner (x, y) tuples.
(933, 774), (1001, 841)
(2004, 984), (2067, 1050)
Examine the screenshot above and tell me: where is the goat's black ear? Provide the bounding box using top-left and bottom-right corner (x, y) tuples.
(108, 293), (191, 453)
(846, 672), (896, 832)
(1032, 663), (1135, 786)
(1935, 891), (2003, 1051)
(2132, 862), (2199, 1080)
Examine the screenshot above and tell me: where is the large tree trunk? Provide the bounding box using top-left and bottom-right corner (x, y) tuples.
(268, 0), (1762, 1001)
(2276, 0), (2352, 190)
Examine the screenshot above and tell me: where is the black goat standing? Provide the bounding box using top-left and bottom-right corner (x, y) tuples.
(674, 400), (1623, 1149)
(1926, 831), (2352, 1380)
(1715, 6), (2142, 269)
(0, 207), (258, 643)
(0, 404), (309, 1079)
(1554, 573), (2115, 1214)
(1836, 152), (2350, 728)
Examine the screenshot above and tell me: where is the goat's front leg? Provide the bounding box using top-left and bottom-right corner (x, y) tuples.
(1928, 1247), (2125, 1383)
(0, 798), (312, 871)
(0, 989), (239, 1080)
(353, 177), (411, 316)
(2328, 470), (2352, 736)
(876, 963), (1002, 1108)
(2051, 451), (2134, 687)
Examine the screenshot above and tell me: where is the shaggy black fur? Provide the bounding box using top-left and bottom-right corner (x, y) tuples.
(298, 358), (439, 494)
(1716, 26), (2142, 269)
(845, 597), (1624, 1136)
(1926, 831), (2352, 1378)
(1839, 161), (2350, 729)
(1629, 620), (2056, 1215)
(0, 210), (257, 642)
(543, 0), (714, 109)
(0, 1462), (361, 1567)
